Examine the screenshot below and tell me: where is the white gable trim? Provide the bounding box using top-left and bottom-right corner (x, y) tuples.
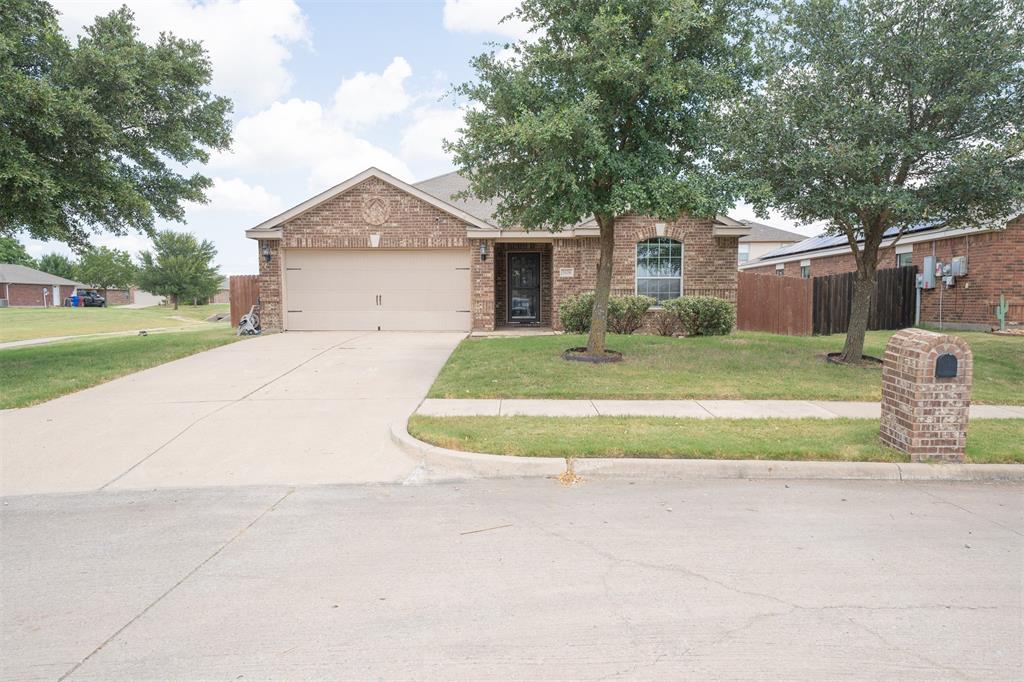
(244, 167), (494, 240)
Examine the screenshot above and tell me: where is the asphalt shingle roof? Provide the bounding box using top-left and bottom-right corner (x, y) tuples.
(738, 220), (807, 243)
(0, 263), (84, 287)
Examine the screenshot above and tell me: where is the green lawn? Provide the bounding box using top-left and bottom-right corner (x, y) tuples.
(408, 415), (1024, 464)
(0, 304), (229, 343)
(0, 326), (244, 408)
(428, 330), (1023, 405)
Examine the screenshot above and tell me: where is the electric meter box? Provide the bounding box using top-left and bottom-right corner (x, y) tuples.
(951, 256), (968, 276)
(922, 256), (936, 289)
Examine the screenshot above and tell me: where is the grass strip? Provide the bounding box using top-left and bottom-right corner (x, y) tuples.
(0, 326), (244, 408)
(408, 415), (1024, 465)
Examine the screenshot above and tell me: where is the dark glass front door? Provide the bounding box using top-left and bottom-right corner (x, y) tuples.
(508, 252), (541, 323)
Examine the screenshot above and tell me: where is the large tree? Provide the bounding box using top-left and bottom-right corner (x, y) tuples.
(0, 0), (232, 247)
(729, 0), (1024, 363)
(37, 252), (78, 280)
(446, 0), (756, 357)
(0, 236), (36, 267)
(136, 231), (220, 310)
(77, 246), (135, 299)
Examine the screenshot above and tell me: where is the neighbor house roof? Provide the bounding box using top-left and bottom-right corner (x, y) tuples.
(246, 167), (751, 239)
(738, 220), (807, 244)
(413, 170), (748, 231)
(0, 263), (84, 287)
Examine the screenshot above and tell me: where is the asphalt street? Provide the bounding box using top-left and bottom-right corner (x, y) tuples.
(1, 478), (1021, 680)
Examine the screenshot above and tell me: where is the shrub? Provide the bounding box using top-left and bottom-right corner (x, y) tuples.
(608, 295), (656, 334)
(558, 292), (656, 334)
(651, 308), (680, 336)
(558, 291), (595, 333)
(662, 296), (735, 336)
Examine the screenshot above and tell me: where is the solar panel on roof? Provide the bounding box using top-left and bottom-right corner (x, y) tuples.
(758, 222), (940, 260)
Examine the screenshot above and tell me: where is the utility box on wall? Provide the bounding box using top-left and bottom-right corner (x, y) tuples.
(879, 328), (973, 463)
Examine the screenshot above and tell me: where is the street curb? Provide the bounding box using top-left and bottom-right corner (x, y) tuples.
(390, 420), (1024, 482)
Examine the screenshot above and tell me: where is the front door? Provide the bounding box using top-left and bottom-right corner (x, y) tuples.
(507, 252), (541, 324)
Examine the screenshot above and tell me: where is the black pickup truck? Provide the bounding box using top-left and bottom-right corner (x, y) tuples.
(67, 290), (106, 307)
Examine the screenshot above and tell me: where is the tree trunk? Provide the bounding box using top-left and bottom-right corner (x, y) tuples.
(586, 214), (616, 356)
(840, 239), (881, 363)
(172, 294), (179, 310)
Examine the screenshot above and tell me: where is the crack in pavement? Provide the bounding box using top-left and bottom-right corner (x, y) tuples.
(57, 488), (295, 681)
(97, 334), (369, 491)
(903, 482), (1023, 538)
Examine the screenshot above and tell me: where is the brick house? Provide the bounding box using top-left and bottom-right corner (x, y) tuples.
(737, 220), (806, 265)
(245, 167), (750, 332)
(0, 263), (84, 307)
(739, 216), (1024, 329)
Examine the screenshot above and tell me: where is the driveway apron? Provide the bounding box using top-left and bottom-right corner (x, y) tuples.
(0, 332), (464, 495)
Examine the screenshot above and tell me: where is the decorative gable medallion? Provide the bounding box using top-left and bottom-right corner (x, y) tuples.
(362, 196), (390, 226)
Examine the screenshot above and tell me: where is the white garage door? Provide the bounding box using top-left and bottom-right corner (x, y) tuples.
(283, 249), (471, 331)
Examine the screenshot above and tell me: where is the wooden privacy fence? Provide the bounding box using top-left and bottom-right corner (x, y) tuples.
(736, 272), (813, 335)
(812, 266), (917, 335)
(229, 275), (259, 327)
(737, 266), (918, 336)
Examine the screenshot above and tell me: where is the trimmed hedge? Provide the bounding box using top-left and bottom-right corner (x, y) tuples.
(661, 296), (735, 336)
(557, 292), (656, 334)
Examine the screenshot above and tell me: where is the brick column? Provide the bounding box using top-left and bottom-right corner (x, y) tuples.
(880, 328), (973, 462)
(469, 238), (495, 331)
(257, 239), (283, 332)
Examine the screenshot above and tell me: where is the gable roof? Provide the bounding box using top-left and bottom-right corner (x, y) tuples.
(738, 220), (807, 243)
(245, 167), (496, 238)
(0, 263), (84, 287)
(246, 166), (751, 238)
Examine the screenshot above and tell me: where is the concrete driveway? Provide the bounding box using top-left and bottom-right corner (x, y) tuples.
(0, 332), (464, 496)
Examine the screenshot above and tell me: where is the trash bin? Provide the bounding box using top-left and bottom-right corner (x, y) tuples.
(71, 295), (79, 307)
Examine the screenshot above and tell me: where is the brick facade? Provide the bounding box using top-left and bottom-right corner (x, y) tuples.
(880, 328), (972, 463)
(253, 175), (741, 333)
(2, 283), (73, 307)
(743, 218), (1024, 328)
(550, 215), (739, 329)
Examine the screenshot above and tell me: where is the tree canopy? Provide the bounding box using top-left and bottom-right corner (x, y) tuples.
(0, 0), (232, 247)
(37, 252), (78, 280)
(447, 0), (757, 355)
(77, 246), (136, 294)
(136, 230), (220, 309)
(728, 0), (1024, 360)
(0, 236), (36, 267)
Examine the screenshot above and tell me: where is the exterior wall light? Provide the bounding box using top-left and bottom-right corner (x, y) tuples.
(262, 242), (273, 263)
(479, 242), (488, 261)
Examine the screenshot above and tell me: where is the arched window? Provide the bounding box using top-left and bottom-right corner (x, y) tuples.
(636, 237), (682, 303)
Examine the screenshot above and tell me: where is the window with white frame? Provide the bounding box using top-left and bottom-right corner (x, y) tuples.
(636, 237), (682, 303)
(896, 245), (913, 268)
(738, 243), (750, 264)
(800, 260), (810, 278)
(775, 264), (785, 276)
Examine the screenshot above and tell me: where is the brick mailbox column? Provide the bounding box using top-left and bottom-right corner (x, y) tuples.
(880, 328), (973, 462)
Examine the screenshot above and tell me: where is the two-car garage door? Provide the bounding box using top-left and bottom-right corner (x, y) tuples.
(283, 249), (471, 331)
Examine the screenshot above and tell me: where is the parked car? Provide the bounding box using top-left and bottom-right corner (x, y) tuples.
(65, 290), (106, 307)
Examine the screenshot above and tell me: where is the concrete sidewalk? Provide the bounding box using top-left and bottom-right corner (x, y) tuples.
(417, 398), (1024, 419)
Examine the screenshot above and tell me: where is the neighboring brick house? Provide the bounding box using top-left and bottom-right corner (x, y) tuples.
(0, 263), (84, 307)
(739, 216), (1024, 329)
(211, 278), (231, 305)
(245, 167), (750, 332)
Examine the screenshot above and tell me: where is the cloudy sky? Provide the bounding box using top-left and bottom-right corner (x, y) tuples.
(25, 0), (818, 275)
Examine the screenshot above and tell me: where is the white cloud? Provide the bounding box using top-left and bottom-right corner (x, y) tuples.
(212, 99), (412, 190)
(187, 177), (284, 216)
(53, 0), (309, 113)
(400, 107), (465, 176)
(332, 57), (413, 127)
(442, 0), (531, 40)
